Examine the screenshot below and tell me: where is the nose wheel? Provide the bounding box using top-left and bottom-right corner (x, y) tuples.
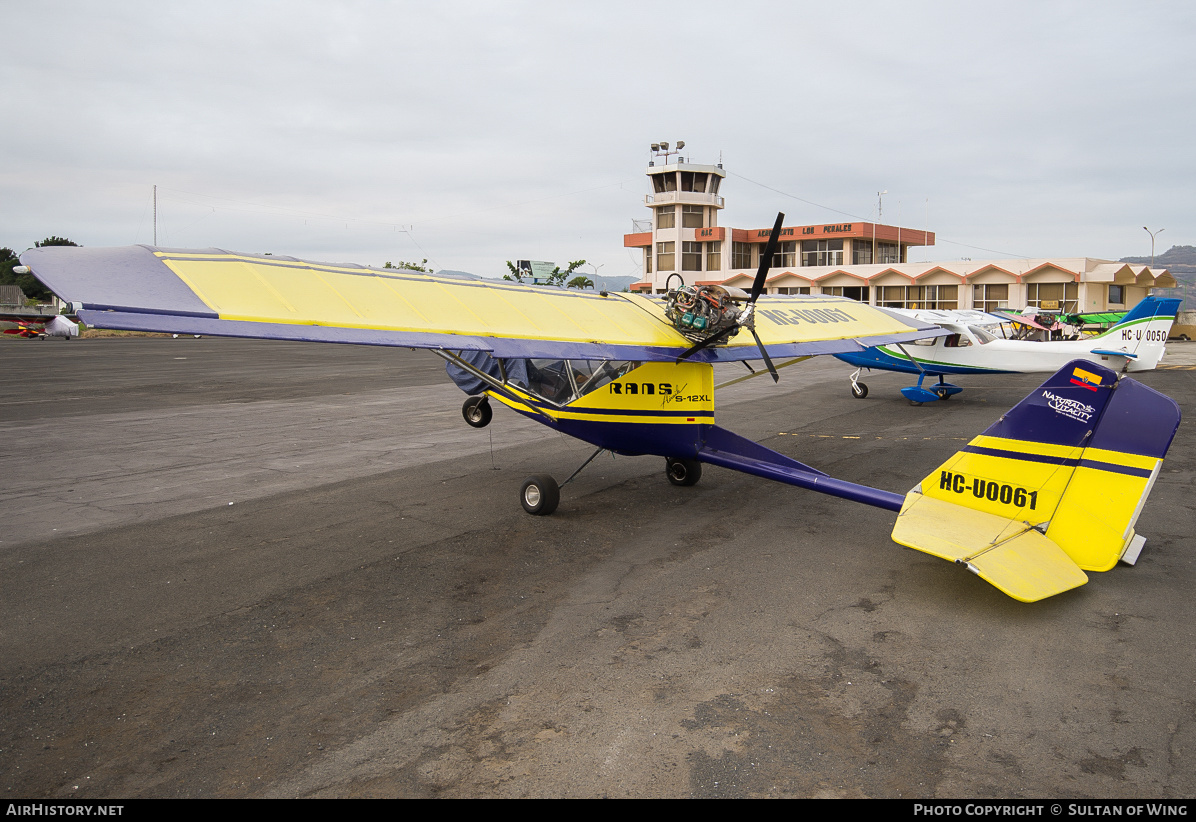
(462, 396), (492, 428)
(848, 368), (869, 399)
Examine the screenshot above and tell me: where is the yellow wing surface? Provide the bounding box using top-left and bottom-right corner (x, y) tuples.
(21, 245), (940, 361)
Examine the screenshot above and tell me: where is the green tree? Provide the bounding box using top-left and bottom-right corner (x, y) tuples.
(504, 259), (587, 287)
(1, 238), (78, 301)
(502, 261), (526, 282)
(384, 258), (432, 273)
(567, 275), (594, 290)
(549, 260), (586, 287)
(36, 236), (79, 249)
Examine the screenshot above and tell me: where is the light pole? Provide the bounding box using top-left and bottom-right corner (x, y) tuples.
(1143, 226), (1164, 268)
(873, 191), (887, 265)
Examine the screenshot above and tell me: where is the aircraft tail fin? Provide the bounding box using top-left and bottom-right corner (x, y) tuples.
(1093, 297), (1181, 370)
(892, 359), (1180, 601)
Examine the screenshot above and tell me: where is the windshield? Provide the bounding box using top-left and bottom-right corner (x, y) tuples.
(968, 325), (1000, 344)
(517, 360), (639, 405)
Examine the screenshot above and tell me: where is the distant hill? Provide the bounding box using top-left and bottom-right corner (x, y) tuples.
(1120, 244), (1196, 268)
(1121, 245), (1196, 281)
(1123, 245), (1196, 305)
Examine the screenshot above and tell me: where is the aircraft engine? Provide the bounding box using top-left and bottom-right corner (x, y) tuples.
(664, 284), (746, 343)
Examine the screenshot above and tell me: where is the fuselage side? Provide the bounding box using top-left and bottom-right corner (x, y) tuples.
(486, 360), (714, 457)
(835, 302), (1177, 377)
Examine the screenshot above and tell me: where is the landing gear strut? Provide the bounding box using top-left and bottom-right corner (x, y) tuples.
(848, 368), (869, 399)
(519, 446), (608, 516)
(900, 374), (962, 405)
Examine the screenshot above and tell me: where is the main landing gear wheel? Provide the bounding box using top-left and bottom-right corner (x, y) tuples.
(665, 457), (702, 487)
(462, 396), (492, 428)
(520, 475), (560, 515)
(935, 387), (952, 400)
(851, 382), (869, 399)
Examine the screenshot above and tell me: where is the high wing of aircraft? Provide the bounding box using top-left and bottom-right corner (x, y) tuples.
(0, 313), (79, 339)
(834, 297), (1181, 404)
(20, 221), (1182, 603)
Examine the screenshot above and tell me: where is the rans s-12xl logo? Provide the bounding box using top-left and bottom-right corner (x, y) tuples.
(608, 382), (710, 404)
(609, 382), (672, 396)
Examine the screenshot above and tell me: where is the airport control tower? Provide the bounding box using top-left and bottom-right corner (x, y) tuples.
(624, 143), (934, 298)
(625, 142), (727, 294)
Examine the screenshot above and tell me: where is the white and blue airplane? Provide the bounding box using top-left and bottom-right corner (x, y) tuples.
(836, 296), (1181, 404)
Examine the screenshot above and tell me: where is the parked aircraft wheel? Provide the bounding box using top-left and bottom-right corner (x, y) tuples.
(935, 387), (951, 400)
(851, 382), (868, 399)
(520, 475), (559, 515)
(665, 457), (702, 487)
(462, 396), (492, 428)
(909, 400), (923, 407)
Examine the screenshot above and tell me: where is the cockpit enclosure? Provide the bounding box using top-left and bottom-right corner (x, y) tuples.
(445, 351), (640, 407)
(968, 324), (1002, 344)
(915, 322), (1007, 350)
(513, 359), (639, 405)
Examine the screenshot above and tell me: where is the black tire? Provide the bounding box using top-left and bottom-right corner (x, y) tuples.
(520, 475), (560, 515)
(909, 400), (923, 407)
(851, 382), (868, 399)
(936, 387), (950, 400)
(462, 396), (492, 428)
(666, 457), (702, 487)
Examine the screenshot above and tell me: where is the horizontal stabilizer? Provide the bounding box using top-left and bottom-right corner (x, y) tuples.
(892, 494), (1087, 602)
(892, 359), (1180, 601)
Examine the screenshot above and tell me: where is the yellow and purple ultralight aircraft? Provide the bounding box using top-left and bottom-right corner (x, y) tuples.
(19, 217), (1181, 602)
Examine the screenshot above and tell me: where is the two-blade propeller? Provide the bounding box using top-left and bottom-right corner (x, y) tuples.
(678, 212), (785, 381)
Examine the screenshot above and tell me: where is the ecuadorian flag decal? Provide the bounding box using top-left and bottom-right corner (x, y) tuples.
(892, 359), (1180, 602)
(1069, 366), (1102, 392)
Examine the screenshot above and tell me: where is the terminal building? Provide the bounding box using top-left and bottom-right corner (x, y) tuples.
(623, 151), (1175, 314)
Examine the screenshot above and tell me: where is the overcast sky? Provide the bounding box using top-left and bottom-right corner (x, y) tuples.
(4, 1), (1193, 280)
